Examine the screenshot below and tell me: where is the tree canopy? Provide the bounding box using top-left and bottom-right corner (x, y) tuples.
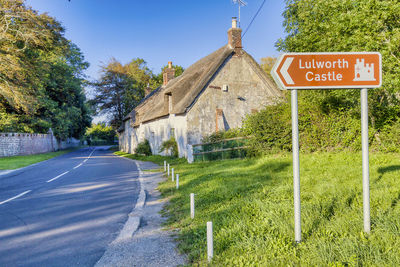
(276, 0), (400, 129)
(0, 0), (91, 139)
(91, 59), (184, 129)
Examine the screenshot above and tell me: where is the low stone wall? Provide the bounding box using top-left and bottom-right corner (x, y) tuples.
(0, 133), (80, 157)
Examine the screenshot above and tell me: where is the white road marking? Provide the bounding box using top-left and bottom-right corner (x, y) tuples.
(83, 159), (88, 163)
(73, 163), (83, 169)
(0, 190), (31, 205)
(47, 171), (69, 183)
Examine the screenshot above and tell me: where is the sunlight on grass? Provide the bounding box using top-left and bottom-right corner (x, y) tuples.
(154, 152), (400, 265)
(0, 149), (75, 170)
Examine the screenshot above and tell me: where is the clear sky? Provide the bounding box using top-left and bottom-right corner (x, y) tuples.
(26, 0), (286, 82)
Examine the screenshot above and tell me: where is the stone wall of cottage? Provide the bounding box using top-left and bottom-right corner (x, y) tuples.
(121, 114), (188, 157)
(0, 133), (80, 157)
(186, 55), (278, 144)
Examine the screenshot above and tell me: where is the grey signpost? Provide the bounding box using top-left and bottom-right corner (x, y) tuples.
(272, 52), (381, 242)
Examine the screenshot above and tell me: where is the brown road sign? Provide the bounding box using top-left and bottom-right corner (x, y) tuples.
(271, 52), (382, 90)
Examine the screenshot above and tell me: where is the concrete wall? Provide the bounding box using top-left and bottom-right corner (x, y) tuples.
(0, 133), (80, 157)
(186, 55), (277, 144)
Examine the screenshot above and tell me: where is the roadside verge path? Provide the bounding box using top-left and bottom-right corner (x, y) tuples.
(95, 160), (186, 267)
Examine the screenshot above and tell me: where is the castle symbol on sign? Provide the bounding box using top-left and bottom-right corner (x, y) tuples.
(353, 58), (375, 81)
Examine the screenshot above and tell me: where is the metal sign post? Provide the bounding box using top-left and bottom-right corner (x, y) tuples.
(291, 89), (301, 242)
(361, 88), (371, 233)
(271, 52), (381, 242)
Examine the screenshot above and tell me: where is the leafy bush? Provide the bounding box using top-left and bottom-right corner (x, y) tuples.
(85, 123), (116, 143)
(135, 139), (152, 156)
(374, 120), (400, 152)
(243, 103), (292, 155)
(243, 100), (367, 155)
(159, 137), (179, 158)
(201, 128), (243, 143)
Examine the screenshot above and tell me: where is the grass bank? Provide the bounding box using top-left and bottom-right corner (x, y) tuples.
(0, 148), (77, 170)
(151, 152), (400, 266)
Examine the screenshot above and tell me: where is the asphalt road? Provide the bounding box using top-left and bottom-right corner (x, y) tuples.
(0, 147), (140, 267)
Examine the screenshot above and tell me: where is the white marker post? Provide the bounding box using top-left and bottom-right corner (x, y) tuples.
(176, 174), (179, 189)
(167, 164), (170, 176)
(164, 161), (166, 172)
(207, 221), (213, 262)
(172, 168), (174, 181)
(190, 193), (195, 219)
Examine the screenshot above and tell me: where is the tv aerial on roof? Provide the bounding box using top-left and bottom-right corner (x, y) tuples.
(232, 0), (247, 27)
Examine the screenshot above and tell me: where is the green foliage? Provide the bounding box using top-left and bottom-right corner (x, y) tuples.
(277, 0), (400, 131)
(0, 1), (91, 138)
(159, 152), (400, 265)
(243, 102), (292, 155)
(159, 137), (179, 158)
(85, 123), (115, 145)
(201, 128), (243, 143)
(374, 120), (400, 152)
(91, 58), (156, 128)
(135, 139), (152, 156)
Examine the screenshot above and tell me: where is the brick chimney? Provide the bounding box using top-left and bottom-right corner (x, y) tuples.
(163, 61), (175, 86)
(228, 17), (242, 52)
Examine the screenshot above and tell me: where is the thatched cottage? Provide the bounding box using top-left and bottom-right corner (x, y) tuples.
(118, 18), (282, 159)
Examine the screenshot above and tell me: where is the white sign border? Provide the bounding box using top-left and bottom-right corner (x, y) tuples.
(271, 52), (382, 90)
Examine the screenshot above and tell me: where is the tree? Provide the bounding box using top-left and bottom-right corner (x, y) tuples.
(85, 123), (115, 143)
(277, 0), (400, 129)
(91, 59), (147, 128)
(0, 0), (91, 138)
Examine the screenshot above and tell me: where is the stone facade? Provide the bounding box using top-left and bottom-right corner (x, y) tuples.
(0, 133), (80, 157)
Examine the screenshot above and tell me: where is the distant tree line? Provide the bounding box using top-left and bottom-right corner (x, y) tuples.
(0, 0), (91, 139)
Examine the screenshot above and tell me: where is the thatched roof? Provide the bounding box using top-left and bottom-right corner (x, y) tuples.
(129, 44), (281, 126)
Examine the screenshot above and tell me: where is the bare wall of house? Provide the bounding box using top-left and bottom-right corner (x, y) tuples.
(186, 55), (278, 144)
(130, 114), (188, 157)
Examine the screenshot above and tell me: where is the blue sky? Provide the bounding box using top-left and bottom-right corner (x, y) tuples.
(26, 0), (286, 83)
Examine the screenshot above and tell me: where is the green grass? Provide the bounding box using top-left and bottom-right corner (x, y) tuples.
(114, 151), (186, 167)
(0, 149), (77, 170)
(151, 152), (400, 266)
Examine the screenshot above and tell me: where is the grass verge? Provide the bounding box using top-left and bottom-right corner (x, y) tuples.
(152, 151), (400, 265)
(114, 151), (186, 167)
(0, 148), (78, 170)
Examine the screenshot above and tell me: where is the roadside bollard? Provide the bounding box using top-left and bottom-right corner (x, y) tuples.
(164, 161), (166, 172)
(207, 221), (213, 262)
(176, 174), (179, 189)
(172, 168), (174, 181)
(167, 164), (170, 176)
(190, 193), (194, 219)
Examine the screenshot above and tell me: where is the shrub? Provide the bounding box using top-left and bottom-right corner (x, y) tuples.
(201, 128), (243, 143)
(243, 103), (292, 155)
(135, 139), (152, 156)
(159, 137), (179, 158)
(374, 120), (400, 152)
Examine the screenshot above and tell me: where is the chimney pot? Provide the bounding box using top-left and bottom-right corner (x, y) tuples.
(232, 17), (237, 29)
(168, 61), (172, 68)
